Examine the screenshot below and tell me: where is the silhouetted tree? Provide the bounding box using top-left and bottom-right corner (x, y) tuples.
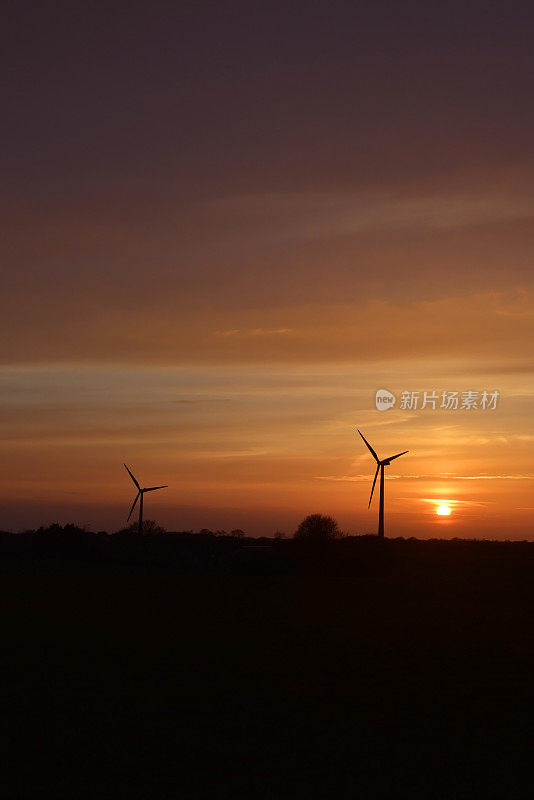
(294, 514), (340, 542)
(121, 520), (165, 535)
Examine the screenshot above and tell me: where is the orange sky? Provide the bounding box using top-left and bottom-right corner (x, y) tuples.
(2, 181), (533, 537)
(2, 2), (534, 537)
(1, 353), (532, 537)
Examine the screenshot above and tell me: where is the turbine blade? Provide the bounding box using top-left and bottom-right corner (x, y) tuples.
(386, 450), (409, 462)
(127, 491), (140, 522)
(357, 429), (380, 463)
(143, 485), (168, 492)
(368, 464), (380, 508)
(124, 463), (140, 490)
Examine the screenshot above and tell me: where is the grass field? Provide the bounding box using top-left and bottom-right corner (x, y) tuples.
(2, 557), (534, 798)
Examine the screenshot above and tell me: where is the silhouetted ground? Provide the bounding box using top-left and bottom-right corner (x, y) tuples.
(1, 529), (534, 797)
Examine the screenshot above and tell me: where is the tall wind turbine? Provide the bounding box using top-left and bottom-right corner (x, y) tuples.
(124, 464), (168, 538)
(357, 430), (408, 538)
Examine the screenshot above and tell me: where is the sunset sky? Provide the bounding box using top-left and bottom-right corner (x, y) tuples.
(3, 1), (534, 537)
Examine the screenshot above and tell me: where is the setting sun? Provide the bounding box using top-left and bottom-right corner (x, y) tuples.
(436, 505), (452, 516)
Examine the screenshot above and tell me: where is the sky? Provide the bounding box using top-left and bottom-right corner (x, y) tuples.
(2, 0), (534, 537)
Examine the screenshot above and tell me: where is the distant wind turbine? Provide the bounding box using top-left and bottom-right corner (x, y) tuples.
(357, 430), (408, 538)
(124, 464), (168, 539)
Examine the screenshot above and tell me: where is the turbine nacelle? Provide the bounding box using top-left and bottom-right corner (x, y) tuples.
(381, 451), (409, 467)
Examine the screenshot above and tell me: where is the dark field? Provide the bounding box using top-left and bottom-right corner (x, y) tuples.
(2, 538), (534, 798)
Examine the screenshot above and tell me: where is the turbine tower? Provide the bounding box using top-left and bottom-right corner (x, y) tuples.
(357, 430), (408, 538)
(124, 464), (167, 539)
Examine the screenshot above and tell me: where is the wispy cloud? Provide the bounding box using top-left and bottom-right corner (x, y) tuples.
(315, 474), (426, 482)
(214, 328), (293, 338)
(446, 474), (534, 480)
(315, 472), (534, 482)
(205, 187), (534, 241)
(419, 498), (492, 508)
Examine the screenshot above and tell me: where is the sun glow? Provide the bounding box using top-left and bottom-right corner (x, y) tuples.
(436, 505), (452, 516)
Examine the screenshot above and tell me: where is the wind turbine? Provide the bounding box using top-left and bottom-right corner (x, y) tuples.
(357, 430), (408, 538)
(124, 464), (168, 538)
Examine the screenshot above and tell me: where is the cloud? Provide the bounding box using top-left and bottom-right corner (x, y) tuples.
(419, 498), (491, 508)
(3, 169), (534, 370)
(204, 186), (534, 242)
(214, 328), (293, 338)
(170, 398), (232, 404)
(444, 474), (534, 480)
(315, 472), (534, 482)
(1, 288), (533, 365)
(467, 362), (534, 375)
(315, 474), (424, 482)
